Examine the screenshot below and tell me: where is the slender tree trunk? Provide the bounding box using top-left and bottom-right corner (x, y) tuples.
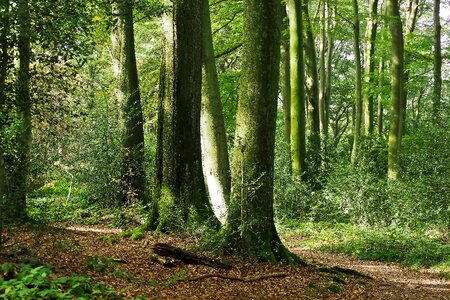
(0, 0), (9, 107)
(377, 59), (384, 137)
(363, 0), (378, 135)
(288, 0), (306, 181)
(387, 0), (405, 180)
(10, 0), (31, 220)
(324, 2), (334, 140)
(281, 5), (291, 147)
(303, 0), (321, 173)
(200, 0), (230, 225)
(402, 0), (419, 134)
(319, 2), (327, 139)
(226, 0), (302, 264)
(351, 0), (363, 164)
(432, 0), (441, 122)
(111, 0), (147, 205)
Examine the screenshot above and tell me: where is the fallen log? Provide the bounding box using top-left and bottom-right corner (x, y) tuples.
(151, 243), (230, 269)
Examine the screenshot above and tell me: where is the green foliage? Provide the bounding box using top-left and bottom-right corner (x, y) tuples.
(163, 269), (186, 286)
(86, 255), (116, 272)
(281, 222), (450, 270)
(0, 263), (119, 299)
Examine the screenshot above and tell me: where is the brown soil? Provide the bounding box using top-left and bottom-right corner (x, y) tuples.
(1, 224), (449, 299)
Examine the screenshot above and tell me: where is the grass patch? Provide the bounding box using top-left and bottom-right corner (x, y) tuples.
(279, 221), (450, 272)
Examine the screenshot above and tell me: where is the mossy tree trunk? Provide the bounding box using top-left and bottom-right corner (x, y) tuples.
(150, 0), (218, 231)
(7, 0), (31, 221)
(281, 5), (291, 148)
(377, 59), (385, 137)
(288, 0), (306, 181)
(363, 0), (378, 136)
(302, 1), (321, 175)
(111, 0), (147, 205)
(386, 0), (404, 180)
(432, 0), (441, 123)
(200, 0), (230, 225)
(225, 0), (302, 264)
(350, 0), (363, 165)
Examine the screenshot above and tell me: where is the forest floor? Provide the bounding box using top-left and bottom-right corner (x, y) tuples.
(1, 224), (449, 299)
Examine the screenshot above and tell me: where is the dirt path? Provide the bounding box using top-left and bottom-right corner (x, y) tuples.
(1, 225), (449, 299)
(293, 248), (450, 300)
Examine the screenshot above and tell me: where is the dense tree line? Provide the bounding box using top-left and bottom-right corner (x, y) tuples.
(1, 0), (448, 261)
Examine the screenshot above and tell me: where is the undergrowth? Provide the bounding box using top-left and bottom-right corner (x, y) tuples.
(279, 221), (450, 275)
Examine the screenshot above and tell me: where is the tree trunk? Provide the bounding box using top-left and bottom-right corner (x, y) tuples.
(0, 0), (9, 108)
(318, 2), (327, 139)
(387, 0), (404, 180)
(288, 0), (306, 180)
(303, 1), (321, 174)
(351, 0), (363, 164)
(226, 0), (302, 263)
(200, 0), (231, 225)
(111, 0), (147, 205)
(377, 59), (384, 137)
(363, 0), (378, 135)
(281, 5), (291, 147)
(151, 0), (218, 231)
(324, 2), (334, 140)
(8, 0), (31, 220)
(402, 0), (419, 134)
(432, 0), (441, 122)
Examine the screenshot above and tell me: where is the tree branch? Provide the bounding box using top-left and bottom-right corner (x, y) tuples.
(185, 272), (288, 282)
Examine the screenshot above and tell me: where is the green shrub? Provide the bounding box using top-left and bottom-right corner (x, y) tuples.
(0, 263), (119, 299)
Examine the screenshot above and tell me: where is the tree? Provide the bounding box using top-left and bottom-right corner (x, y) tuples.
(225, 0), (302, 263)
(111, 0), (147, 204)
(363, 0), (378, 135)
(386, 0), (404, 180)
(432, 0), (442, 122)
(9, 0), (31, 220)
(350, 0), (363, 164)
(200, 0), (231, 225)
(150, 0), (218, 230)
(288, 0), (306, 180)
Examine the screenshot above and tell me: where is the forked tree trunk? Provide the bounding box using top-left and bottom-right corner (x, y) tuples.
(200, 0), (230, 225)
(150, 0), (218, 231)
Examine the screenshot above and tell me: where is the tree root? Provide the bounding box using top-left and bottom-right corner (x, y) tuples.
(185, 272), (287, 282)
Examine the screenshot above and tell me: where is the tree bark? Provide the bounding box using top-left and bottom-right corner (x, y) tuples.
(363, 0), (378, 135)
(387, 0), (405, 180)
(303, 1), (321, 174)
(377, 59), (384, 137)
(151, 0), (219, 231)
(288, 0), (307, 180)
(8, 0), (31, 220)
(226, 0), (303, 264)
(200, 0), (231, 225)
(111, 0), (147, 205)
(351, 0), (363, 164)
(432, 0), (441, 122)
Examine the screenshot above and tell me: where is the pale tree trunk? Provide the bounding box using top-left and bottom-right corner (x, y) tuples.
(363, 0), (378, 135)
(351, 0), (363, 164)
(319, 2), (327, 139)
(377, 59), (384, 137)
(226, 0), (303, 264)
(402, 0), (419, 134)
(200, 0), (230, 225)
(111, 0), (147, 205)
(302, 1), (321, 173)
(432, 0), (441, 122)
(387, 0), (405, 180)
(151, 0), (218, 231)
(288, 0), (307, 181)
